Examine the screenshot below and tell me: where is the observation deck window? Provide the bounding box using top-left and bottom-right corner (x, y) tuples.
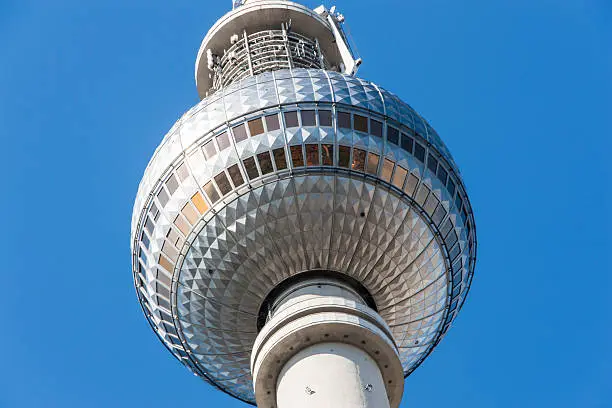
(367, 152), (380, 175)
(203, 140), (216, 159)
(306, 144), (320, 166)
(214, 172), (232, 195)
(370, 119), (383, 137)
(338, 145), (351, 168)
(290, 145), (304, 167)
(203, 181), (220, 203)
(354, 115), (368, 133)
(301, 110), (316, 126)
(232, 124), (248, 143)
(352, 148), (366, 171)
(216, 132), (231, 151)
(319, 110), (333, 127)
(338, 112), (351, 129)
(273, 148), (287, 170)
(265, 114), (280, 131)
(257, 151), (274, 174)
(227, 164), (245, 187)
(248, 118), (265, 136)
(284, 111), (299, 128)
(401, 134), (414, 153)
(322, 144), (334, 165)
(387, 126), (399, 145)
(243, 157), (259, 180)
(414, 142), (426, 162)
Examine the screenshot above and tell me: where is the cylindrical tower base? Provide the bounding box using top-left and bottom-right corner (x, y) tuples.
(251, 274), (404, 408)
(277, 342), (390, 408)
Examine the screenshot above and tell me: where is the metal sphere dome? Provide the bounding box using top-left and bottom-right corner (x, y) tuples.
(131, 68), (476, 403)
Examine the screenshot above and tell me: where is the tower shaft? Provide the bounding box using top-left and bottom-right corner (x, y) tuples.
(251, 277), (404, 408)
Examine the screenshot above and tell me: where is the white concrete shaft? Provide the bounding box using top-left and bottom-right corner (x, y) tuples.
(251, 277), (404, 408)
(277, 342), (390, 408)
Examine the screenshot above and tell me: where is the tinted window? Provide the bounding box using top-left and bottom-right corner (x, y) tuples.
(322, 144), (333, 165)
(227, 164), (244, 187)
(203, 181), (220, 203)
(437, 166), (448, 185)
(243, 157), (259, 180)
(370, 120), (383, 137)
(301, 110), (316, 126)
(265, 114), (280, 131)
(216, 132), (231, 151)
(401, 134), (414, 153)
(203, 140), (216, 158)
(284, 111), (299, 128)
(214, 172), (232, 195)
(427, 154), (438, 173)
(319, 110), (333, 126)
(414, 142), (426, 162)
(248, 118), (264, 136)
(290, 145), (304, 167)
(367, 152), (380, 175)
(354, 115), (368, 133)
(338, 145), (351, 168)
(232, 124), (248, 143)
(273, 148), (287, 170)
(306, 144), (320, 166)
(257, 151), (273, 174)
(387, 126), (399, 145)
(338, 112), (351, 129)
(165, 174), (179, 194)
(352, 148), (366, 171)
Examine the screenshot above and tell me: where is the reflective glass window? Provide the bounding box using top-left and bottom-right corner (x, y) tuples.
(273, 148), (287, 170)
(158, 255), (174, 273)
(447, 179), (456, 196)
(227, 164), (245, 187)
(290, 145), (304, 167)
(387, 126), (399, 145)
(157, 188), (169, 207)
(306, 144), (320, 166)
(401, 134), (414, 153)
(203, 140), (216, 158)
(354, 115), (368, 133)
(176, 163), (189, 181)
(370, 119), (383, 137)
(181, 202), (199, 225)
(265, 114), (280, 131)
(257, 151), (274, 174)
(427, 154), (438, 173)
(338, 111), (351, 129)
(321, 144), (333, 165)
(392, 166), (407, 188)
(173, 214), (190, 235)
(381, 158), (394, 182)
(243, 156), (259, 180)
(248, 118), (265, 136)
(165, 174), (179, 194)
(191, 192), (208, 214)
(404, 173), (419, 196)
(214, 172), (232, 195)
(141, 231), (150, 249)
(338, 145), (351, 168)
(232, 123), (248, 143)
(455, 194), (463, 211)
(352, 148), (366, 171)
(203, 181), (220, 203)
(437, 166), (448, 185)
(144, 216), (154, 234)
(284, 111), (299, 128)
(301, 110), (316, 126)
(216, 132), (231, 151)
(367, 152), (380, 174)
(319, 110), (333, 126)
(414, 142), (426, 162)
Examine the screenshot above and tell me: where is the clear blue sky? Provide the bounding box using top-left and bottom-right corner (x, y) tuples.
(0, 0), (610, 407)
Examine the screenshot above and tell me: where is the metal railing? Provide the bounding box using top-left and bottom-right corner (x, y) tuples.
(210, 29), (327, 92)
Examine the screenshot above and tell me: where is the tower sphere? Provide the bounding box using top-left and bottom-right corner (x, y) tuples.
(131, 1), (476, 406)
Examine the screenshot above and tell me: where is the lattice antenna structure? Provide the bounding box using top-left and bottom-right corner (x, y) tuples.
(131, 2), (477, 408)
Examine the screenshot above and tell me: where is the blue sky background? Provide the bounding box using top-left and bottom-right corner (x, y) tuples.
(0, 0), (610, 407)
